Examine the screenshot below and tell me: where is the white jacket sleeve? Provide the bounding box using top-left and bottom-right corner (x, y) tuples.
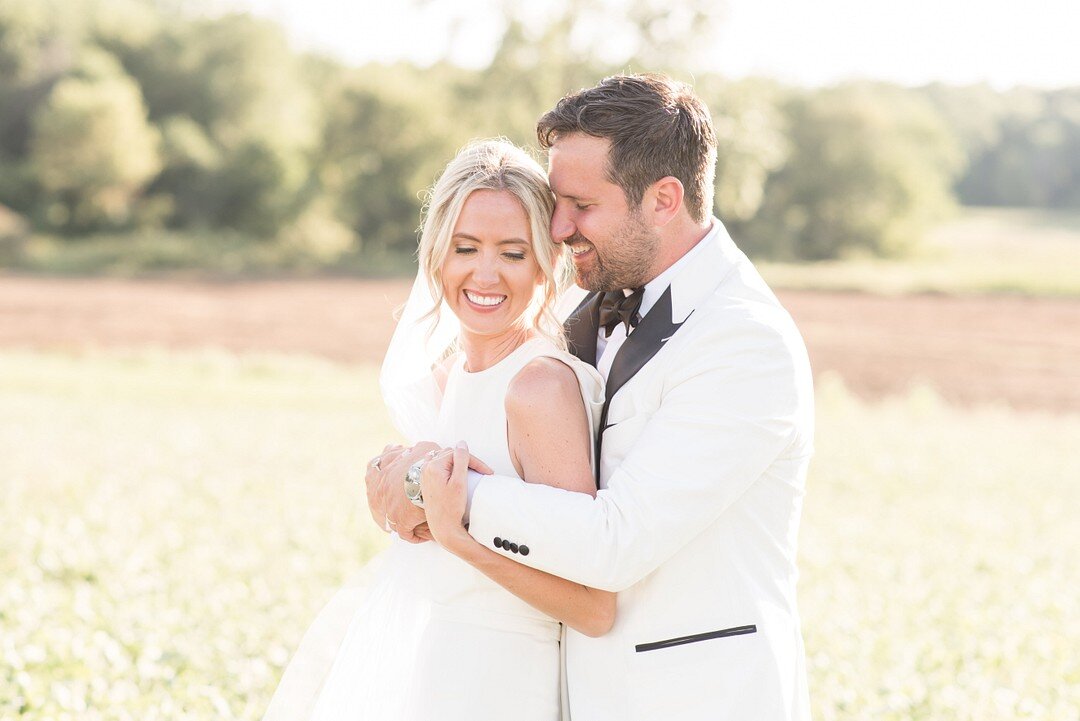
(467, 314), (813, 592)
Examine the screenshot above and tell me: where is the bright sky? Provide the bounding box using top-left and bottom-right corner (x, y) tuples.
(224, 0), (1080, 90)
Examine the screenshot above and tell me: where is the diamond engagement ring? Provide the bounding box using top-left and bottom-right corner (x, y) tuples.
(370, 457), (382, 472)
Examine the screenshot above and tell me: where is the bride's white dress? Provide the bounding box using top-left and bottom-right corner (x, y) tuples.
(262, 337), (603, 721)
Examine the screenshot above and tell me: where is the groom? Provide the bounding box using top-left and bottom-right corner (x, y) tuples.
(369, 74), (813, 721)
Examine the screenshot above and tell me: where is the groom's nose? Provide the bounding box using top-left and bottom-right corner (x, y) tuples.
(550, 205), (575, 243)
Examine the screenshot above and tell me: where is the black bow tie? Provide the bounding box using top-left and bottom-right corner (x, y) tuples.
(598, 287), (645, 337)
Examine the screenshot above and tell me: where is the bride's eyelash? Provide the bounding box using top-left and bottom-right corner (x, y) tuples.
(453, 246), (526, 261)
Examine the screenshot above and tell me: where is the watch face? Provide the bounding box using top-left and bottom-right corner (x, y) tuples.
(405, 461), (424, 502)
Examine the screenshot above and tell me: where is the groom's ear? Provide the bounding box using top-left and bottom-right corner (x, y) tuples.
(643, 176), (684, 227)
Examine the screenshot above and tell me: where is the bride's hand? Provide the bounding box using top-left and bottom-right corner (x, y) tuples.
(420, 442), (471, 551)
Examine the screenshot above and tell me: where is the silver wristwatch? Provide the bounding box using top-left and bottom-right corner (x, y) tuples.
(404, 459), (425, 508)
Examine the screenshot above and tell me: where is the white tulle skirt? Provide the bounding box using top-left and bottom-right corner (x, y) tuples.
(261, 538), (563, 721)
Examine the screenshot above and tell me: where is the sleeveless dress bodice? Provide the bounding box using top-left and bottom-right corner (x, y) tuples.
(391, 338), (567, 628)
(262, 336), (603, 721)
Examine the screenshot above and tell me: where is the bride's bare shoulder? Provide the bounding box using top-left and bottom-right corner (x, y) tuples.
(504, 354), (593, 491)
(505, 355), (581, 413)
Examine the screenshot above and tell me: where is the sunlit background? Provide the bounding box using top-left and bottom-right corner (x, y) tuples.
(234, 0), (1080, 88)
(1, 1), (1078, 719)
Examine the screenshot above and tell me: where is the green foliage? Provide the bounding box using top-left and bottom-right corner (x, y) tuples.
(920, 84), (1080, 209)
(0, 0), (79, 163)
(29, 50), (161, 232)
(1, 351), (1077, 719)
(0, 0), (77, 84)
(103, 12), (318, 237)
(742, 84), (962, 260)
(959, 89), (1080, 208)
(697, 77), (791, 223)
(1, 0), (1079, 267)
(315, 66), (457, 255)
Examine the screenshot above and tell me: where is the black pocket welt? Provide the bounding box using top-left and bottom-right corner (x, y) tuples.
(635, 624), (757, 653)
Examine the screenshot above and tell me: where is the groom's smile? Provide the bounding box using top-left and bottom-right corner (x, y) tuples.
(548, 134), (661, 292)
(564, 234), (597, 269)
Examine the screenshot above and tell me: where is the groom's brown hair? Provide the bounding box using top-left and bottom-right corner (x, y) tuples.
(537, 73), (717, 224)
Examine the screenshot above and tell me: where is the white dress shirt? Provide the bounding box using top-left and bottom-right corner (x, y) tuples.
(595, 220), (716, 380)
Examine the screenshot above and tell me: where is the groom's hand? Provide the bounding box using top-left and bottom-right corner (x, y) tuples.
(366, 442), (437, 543)
(365, 441), (495, 543)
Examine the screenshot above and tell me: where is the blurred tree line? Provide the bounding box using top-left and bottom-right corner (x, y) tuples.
(0, 0), (1077, 269)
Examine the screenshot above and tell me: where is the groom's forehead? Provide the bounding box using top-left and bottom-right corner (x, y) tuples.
(548, 135), (612, 190)
(548, 133), (610, 166)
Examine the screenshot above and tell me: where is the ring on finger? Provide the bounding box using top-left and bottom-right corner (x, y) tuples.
(370, 457), (382, 471)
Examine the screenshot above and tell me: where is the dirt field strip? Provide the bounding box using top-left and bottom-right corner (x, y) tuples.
(783, 291), (1080, 413)
(2, 276), (1078, 413)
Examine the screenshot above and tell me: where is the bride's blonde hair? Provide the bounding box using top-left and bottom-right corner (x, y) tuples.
(416, 139), (571, 348)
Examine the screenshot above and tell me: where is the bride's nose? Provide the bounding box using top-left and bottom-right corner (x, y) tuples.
(471, 253), (500, 287)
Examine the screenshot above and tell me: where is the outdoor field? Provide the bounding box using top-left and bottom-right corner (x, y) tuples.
(3, 287), (1079, 719)
(3, 0), (1079, 716)
(2, 211), (1080, 720)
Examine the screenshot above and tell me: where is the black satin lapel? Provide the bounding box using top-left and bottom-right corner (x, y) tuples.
(593, 288), (688, 489)
(563, 292), (601, 366)
(605, 287), (688, 403)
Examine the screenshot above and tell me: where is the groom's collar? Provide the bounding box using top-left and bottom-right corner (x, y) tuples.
(638, 219), (714, 320)
(654, 218), (741, 324)
(562, 218), (741, 365)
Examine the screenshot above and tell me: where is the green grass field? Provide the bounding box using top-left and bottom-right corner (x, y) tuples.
(758, 207), (1080, 297)
(1, 351), (1077, 720)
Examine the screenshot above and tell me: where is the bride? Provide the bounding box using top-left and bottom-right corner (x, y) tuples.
(262, 139), (609, 720)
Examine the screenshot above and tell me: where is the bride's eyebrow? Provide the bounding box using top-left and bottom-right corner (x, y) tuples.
(451, 233), (528, 245)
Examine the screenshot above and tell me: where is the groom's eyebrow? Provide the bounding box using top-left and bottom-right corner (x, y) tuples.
(557, 192), (598, 204)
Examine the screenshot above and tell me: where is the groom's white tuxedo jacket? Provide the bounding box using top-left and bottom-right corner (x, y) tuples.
(468, 220), (813, 721)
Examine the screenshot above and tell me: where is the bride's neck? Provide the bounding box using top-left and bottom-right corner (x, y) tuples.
(459, 326), (534, 372)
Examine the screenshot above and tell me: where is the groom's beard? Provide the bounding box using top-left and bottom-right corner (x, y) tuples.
(567, 215), (660, 292)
